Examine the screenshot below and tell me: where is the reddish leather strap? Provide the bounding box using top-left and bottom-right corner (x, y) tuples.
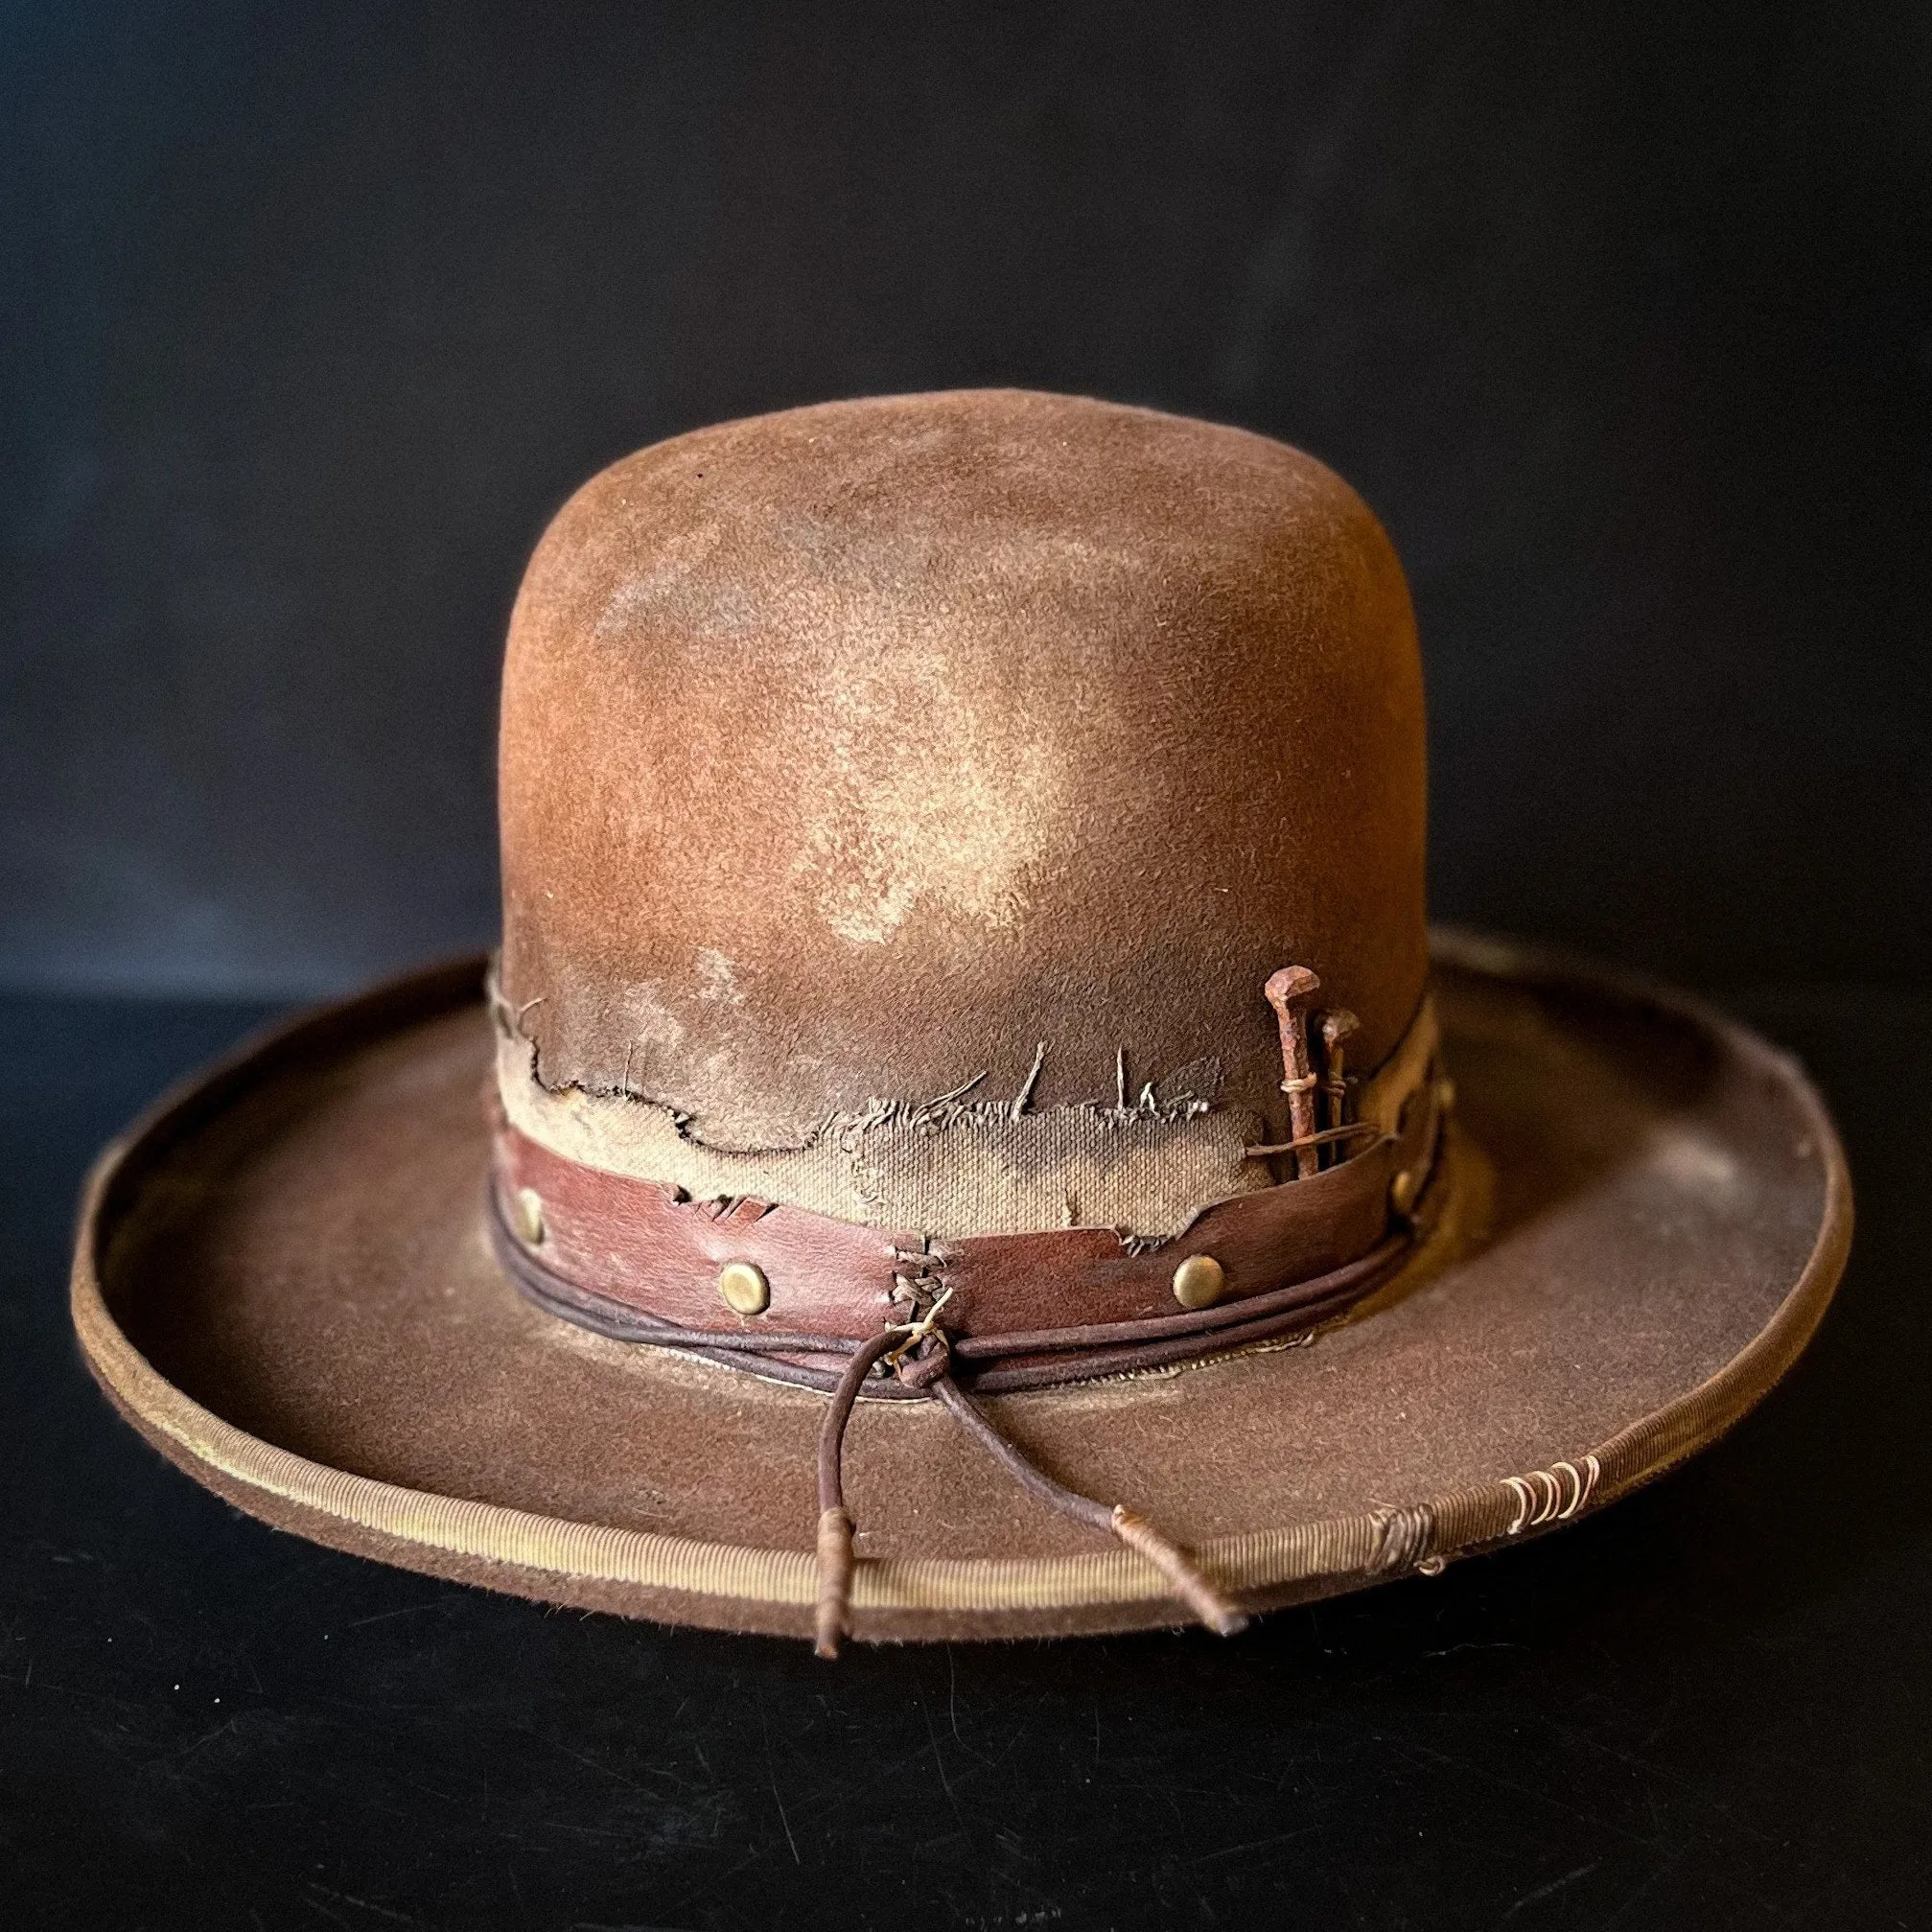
(489, 1068), (1445, 1392)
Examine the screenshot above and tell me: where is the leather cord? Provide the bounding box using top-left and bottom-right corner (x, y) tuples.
(810, 1335), (1246, 1657)
(927, 1374), (1247, 1639)
(814, 1331), (902, 1658)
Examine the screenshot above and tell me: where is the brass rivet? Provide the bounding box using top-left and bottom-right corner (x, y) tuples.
(513, 1187), (546, 1245)
(1436, 1076), (1457, 1114)
(1171, 1254), (1225, 1310)
(716, 1260), (771, 1316)
(1389, 1169), (1420, 1217)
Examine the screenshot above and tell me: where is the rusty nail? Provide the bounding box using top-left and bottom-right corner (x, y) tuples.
(1264, 966), (1323, 1180)
(1319, 1009), (1359, 1169)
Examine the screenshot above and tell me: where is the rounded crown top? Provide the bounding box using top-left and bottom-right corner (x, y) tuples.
(498, 389), (1425, 1223)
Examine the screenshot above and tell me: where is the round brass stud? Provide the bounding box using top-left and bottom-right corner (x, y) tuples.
(716, 1260), (771, 1316)
(513, 1187), (546, 1246)
(1171, 1253), (1225, 1311)
(1389, 1168), (1421, 1218)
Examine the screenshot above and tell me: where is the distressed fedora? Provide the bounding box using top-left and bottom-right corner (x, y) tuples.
(73, 389), (1851, 1649)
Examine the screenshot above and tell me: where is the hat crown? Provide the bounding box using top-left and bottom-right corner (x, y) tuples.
(497, 389), (1426, 1237)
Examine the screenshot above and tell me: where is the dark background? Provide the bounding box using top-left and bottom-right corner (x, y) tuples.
(4, 3), (1930, 1926)
(4, 0), (1930, 998)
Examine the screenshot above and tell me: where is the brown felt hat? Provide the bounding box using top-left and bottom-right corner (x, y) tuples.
(74, 390), (1851, 1645)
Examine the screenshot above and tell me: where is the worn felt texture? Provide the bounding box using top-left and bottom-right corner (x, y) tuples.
(79, 942), (1845, 1641)
(497, 390), (1427, 1152)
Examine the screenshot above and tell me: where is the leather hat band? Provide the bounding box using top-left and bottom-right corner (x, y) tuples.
(488, 1021), (1447, 1395)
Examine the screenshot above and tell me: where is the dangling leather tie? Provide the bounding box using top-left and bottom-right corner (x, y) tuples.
(811, 1317), (1245, 1660)
(926, 1371), (1246, 1638)
(813, 1330), (901, 1659)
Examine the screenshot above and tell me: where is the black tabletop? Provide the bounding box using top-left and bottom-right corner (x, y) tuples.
(4, 986), (1926, 1930)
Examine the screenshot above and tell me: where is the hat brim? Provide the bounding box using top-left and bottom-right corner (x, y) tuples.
(72, 932), (1851, 1642)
